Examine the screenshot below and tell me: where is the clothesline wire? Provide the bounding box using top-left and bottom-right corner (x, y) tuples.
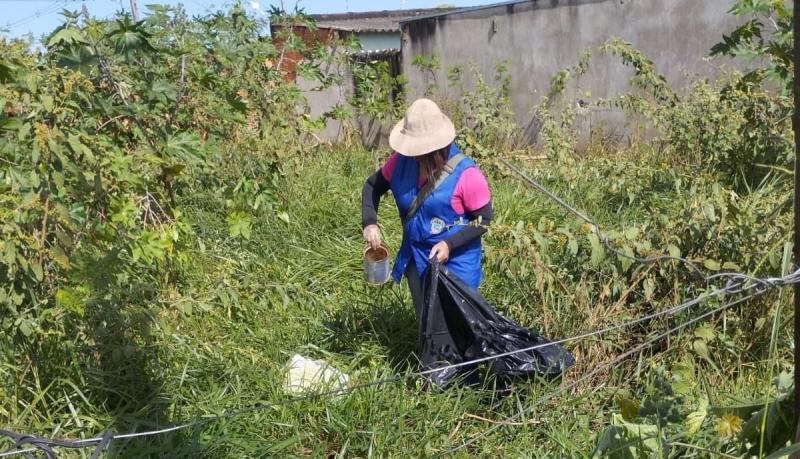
(438, 287), (770, 456)
(1, 267), (795, 458)
(2, 160), (795, 457)
(499, 158), (707, 277)
(4, 1), (65, 30)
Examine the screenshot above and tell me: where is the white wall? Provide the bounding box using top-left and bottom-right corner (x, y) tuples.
(358, 32), (401, 51)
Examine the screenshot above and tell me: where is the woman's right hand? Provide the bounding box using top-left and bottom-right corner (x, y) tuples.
(363, 224), (381, 250)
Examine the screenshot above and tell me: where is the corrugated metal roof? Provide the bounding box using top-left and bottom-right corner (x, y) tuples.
(350, 48), (401, 57)
(398, 0), (534, 23)
(311, 8), (458, 32)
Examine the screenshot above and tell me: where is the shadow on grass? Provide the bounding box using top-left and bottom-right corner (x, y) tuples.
(105, 427), (207, 458)
(85, 307), (170, 457)
(322, 281), (420, 373)
(56, 250), (188, 457)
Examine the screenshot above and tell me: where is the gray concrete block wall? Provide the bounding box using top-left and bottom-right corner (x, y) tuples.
(400, 0), (744, 146)
(299, 46), (398, 146)
(298, 72), (350, 142)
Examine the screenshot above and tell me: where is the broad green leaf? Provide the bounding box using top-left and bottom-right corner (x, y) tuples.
(164, 132), (203, 162)
(150, 80), (178, 102)
(53, 171), (65, 190)
(721, 261), (741, 270)
(619, 245), (634, 271)
(47, 27), (88, 47)
(49, 246), (70, 269)
(701, 203), (716, 221)
(110, 198), (136, 224)
(624, 227), (640, 240)
(594, 414), (661, 458)
(685, 397), (708, 437)
(0, 60), (15, 83)
(179, 302), (193, 315)
(711, 399), (772, 418)
(41, 95), (54, 112)
(671, 356), (696, 394)
(2, 241), (17, 266)
(30, 261), (43, 282)
(703, 259), (721, 271)
(225, 90), (248, 113)
(593, 426), (627, 458)
(161, 164), (185, 177)
(55, 230), (73, 249)
(17, 120), (31, 140)
(739, 394), (794, 452)
(693, 339), (711, 361)
(55, 288), (85, 316)
(643, 278), (655, 301)
(616, 395), (640, 421)
(56, 44), (99, 74)
(775, 371), (793, 393)
(694, 324), (715, 341)
(0, 118), (23, 131)
(588, 233), (605, 267)
(568, 238), (579, 256)
(67, 134), (94, 160)
(667, 244), (681, 258)
(228, 212), (253, 240)
(18, 319), (35, 337)
(107, 17), (156, 61)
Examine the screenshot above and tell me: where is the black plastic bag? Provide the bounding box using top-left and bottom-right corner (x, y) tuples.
(419, 260), (575, 388)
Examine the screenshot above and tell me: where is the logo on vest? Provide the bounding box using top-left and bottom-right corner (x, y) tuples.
(430, 217), (445, 235)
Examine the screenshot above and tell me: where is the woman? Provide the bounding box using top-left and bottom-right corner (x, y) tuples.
(361, 98), (493, 320)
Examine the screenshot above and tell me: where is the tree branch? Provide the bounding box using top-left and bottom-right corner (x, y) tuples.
(166, 54), (187, 135)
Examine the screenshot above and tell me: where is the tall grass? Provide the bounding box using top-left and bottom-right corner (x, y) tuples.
(1, 143), (791, 458)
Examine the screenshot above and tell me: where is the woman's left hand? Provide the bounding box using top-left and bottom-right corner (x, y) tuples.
(429, 241), (450, 263)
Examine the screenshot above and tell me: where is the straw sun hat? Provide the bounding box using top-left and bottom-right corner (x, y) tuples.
(389, 98), (456, 157)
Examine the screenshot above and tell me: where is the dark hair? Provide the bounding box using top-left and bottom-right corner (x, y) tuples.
(418, 144), (451, 182)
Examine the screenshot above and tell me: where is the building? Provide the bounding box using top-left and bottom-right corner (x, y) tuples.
(270, 8), (454, 82)
(273, 0), (744, 147)
(270, 8), (457, 143)
(399, 0), (744, 145)
(310, 9), (454, 52)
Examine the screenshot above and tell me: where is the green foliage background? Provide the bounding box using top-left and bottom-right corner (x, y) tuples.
(0, 0), (798, 457)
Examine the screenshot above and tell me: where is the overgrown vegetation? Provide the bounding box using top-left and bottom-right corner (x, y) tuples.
(0, 0), (797, 457)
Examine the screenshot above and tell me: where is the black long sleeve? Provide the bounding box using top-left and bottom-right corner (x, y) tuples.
(361, 170), (390, 228)
(444, 202), (493, 251)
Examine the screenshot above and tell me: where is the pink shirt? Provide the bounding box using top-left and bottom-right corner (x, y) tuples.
(380, 152), (491, 214)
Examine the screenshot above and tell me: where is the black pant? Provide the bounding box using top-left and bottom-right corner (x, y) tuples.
(405, 259), (424, 336)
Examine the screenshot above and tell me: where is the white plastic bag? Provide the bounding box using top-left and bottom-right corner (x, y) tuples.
(283, 354), (349, 395)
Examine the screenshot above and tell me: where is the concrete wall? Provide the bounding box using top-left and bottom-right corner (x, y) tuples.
(272, 25), (401, 144)
(400, 0), (744, 145)
(298, 50), (396, 147)
(301, 46), (403, 145)
(297, 70), (352, 142)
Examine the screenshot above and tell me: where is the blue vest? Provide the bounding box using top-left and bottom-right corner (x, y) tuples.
(390, 144), (483, 289)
